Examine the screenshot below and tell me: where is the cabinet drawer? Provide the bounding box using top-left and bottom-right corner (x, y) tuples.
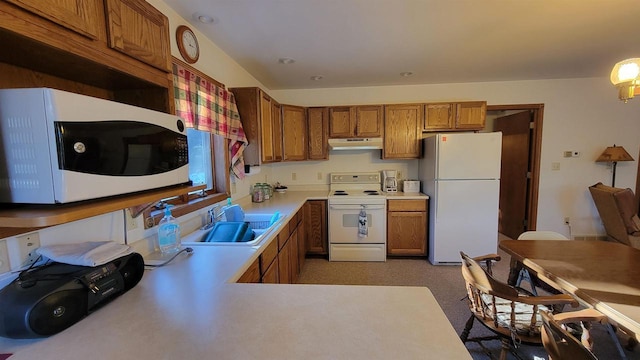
(260, 238), (278, 274)
(387, 199), (427, 212)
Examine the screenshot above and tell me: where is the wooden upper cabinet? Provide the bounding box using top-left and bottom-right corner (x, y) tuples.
(259, 93), (276, 163)
(271, 101), (283, 162)
(282, 105), (307, 161)
(383, 104), (422, 159)
(105, 0), (171, 71)
(6, 0), (103, 39)
(424, 103), (454, 131)
(230, 87), (282, 165)
(307, 107), (329, 160)
(423, 101), (487, 131)
(328, 106), (355, 138)
(329, 106), (382, 138)
(355, 105), (383, 137)
(455, 101), (487, 129)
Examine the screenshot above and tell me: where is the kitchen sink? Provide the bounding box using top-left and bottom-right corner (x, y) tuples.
(182, 213), (285, 247)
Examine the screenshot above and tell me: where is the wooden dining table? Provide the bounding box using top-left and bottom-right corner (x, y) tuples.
(499, 239), (640, 342)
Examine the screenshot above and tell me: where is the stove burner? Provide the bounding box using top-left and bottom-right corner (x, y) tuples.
(333, 192), (348, 196)
(363, 190), (380, 195)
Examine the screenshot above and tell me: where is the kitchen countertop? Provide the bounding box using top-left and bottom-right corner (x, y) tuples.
(1, 190), (466, 359)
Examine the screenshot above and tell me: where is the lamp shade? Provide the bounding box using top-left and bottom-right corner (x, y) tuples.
(611, 58), (640, 102)
(596, 145), (634, 163)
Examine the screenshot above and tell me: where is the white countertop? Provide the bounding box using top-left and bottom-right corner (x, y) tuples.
(0, 191), (467, 359)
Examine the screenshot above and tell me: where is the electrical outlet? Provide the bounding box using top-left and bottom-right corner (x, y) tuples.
(16, 232), (41, 267)
(0, 240), (10, 274)
(292, 172), (297, 181)
(564, 217), (570, 225)
(317, 172), (322, 180)
(126, 208), (138, 230)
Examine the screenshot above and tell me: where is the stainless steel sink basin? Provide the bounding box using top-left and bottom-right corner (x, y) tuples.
(182, 213), (285, 247)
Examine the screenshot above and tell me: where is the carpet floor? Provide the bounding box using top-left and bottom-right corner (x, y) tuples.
(297, 247), (638, 359)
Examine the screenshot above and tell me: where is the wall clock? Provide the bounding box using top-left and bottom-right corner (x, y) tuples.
(176, 25), (199, 64)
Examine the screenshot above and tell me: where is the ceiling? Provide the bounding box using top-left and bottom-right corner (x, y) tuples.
(164, 0), (640, 90)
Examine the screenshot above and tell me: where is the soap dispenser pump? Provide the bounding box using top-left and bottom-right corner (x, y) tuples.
(158, 205), (181, 254)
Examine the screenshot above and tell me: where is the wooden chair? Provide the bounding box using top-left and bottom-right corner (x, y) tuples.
(511, 231), (569, 295)
(460, 251), (580, 360)
(540, 309), (606, 360)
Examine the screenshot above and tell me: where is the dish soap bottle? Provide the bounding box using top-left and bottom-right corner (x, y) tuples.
(158, 205), (181, 254)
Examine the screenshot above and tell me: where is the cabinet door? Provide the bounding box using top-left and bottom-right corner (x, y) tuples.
(278, 239), (291, 284)
(282, 105), (307, 161)
(237, 258), (261, 283)
(383, 104), (422, 159)
(328, 106), (355, 138)
(305, 200), (328, 255)
(297, 219), (306, 271)
(261, 257), (279, 283)
(355, 105), (383, 137)
(424, 103), (454, 131)
(387, 211), (427, 256)
(7, 0), (103, 39)
(259, 92), (276, 162)
(271, 101), (283, 162)
(105, 0), (171, 71)
(307, 107), (329, 160)
(289, 227), (299, 283)
(455, 101), (487, 130)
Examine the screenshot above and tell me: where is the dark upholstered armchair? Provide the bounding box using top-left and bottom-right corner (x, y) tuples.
(588, 182), (640, 249)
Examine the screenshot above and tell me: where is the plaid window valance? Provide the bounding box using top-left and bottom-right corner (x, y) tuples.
(173, 63), (248, 179)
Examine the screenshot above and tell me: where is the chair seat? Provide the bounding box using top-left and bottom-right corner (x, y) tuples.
(480, 293), (551, 336)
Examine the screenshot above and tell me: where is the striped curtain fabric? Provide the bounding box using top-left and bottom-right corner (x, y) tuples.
(173, 63), (248, 179)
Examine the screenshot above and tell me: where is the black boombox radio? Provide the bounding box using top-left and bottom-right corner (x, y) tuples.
(0, 252), (144, 339)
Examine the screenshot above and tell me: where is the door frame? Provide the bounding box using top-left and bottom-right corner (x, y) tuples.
(487, 104), (544, 232)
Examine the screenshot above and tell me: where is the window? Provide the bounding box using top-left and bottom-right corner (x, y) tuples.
(187, 128), (213, 189)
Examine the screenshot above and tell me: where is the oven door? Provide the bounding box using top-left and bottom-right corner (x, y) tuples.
(328, 203), (385, 244)
(328, 202), (386, 261)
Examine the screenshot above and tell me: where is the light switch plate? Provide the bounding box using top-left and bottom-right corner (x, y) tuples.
(0, 240), (10, 274)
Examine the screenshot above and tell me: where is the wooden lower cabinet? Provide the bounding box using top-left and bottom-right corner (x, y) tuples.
(241, 208), (306, 284)
(278, 237), (292, 284)
(237, 258), (261, 283)
(304, 200), (328, 255)
(387, 199), (428, 256)
(261, 258), (279, 283)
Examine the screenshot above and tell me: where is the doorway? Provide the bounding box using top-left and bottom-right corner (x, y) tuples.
(487, 104), (544, 239)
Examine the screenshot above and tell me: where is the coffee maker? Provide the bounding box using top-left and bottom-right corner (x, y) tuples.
(383, 170), (398, 193)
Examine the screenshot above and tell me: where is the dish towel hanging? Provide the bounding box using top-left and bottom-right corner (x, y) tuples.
(358, 206), (368, 238)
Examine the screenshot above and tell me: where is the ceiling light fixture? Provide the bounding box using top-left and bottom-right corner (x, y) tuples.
(400, 72), (414, 77)
(310, 75), (324, 81)
(192, 12), (215, 24)
(278, 57), (295, 65)
(610, 58), (640, 102)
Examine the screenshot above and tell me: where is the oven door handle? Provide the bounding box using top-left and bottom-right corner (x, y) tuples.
(329, 204), (385, 211)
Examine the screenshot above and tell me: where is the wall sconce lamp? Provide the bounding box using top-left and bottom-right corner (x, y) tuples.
(596, 145), (634, 187)
(611, 58), (640, 102)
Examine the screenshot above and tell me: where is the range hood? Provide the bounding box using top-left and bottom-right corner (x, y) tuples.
(328, 138), (383, 150)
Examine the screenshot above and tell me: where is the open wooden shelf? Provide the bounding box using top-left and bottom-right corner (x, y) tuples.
(0, 184), (204, 228)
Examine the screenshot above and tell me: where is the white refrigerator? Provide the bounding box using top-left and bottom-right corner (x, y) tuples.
(419, 132), (502, 265)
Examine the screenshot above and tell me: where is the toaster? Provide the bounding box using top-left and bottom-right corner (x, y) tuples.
(403, 180), (420, 193)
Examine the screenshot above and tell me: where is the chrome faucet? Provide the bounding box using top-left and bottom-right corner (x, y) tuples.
(201, 204), (225, 230)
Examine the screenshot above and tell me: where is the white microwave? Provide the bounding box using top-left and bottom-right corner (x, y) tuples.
(0, 88), (190, 204)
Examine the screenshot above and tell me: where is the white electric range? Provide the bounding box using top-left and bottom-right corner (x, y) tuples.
(328, 172), (386, 262)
